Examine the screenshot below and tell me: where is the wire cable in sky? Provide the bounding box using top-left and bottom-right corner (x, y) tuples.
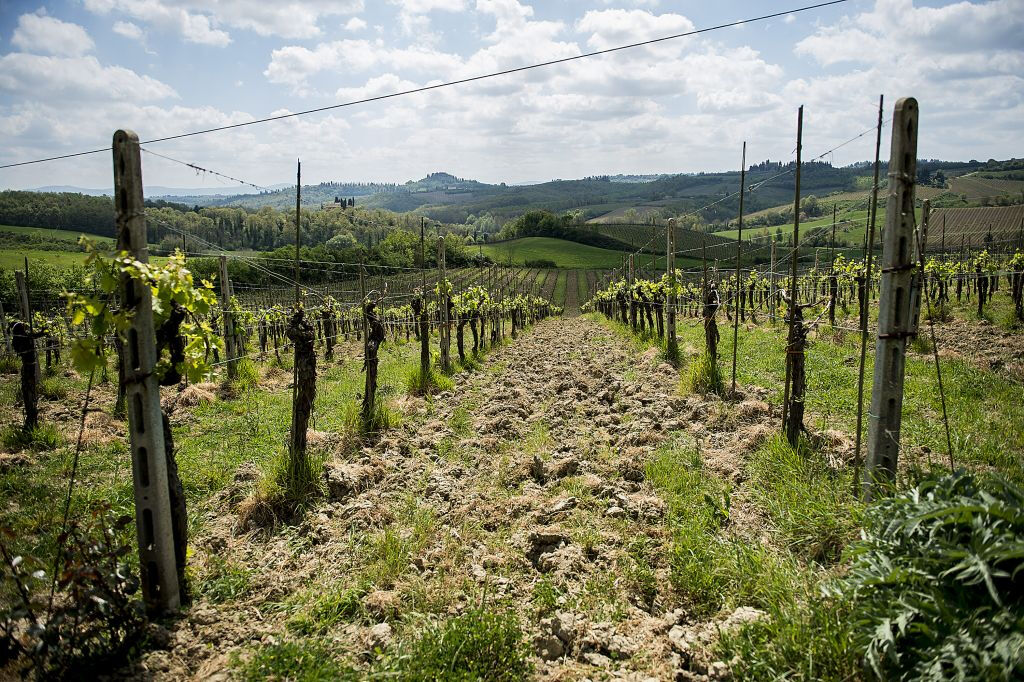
(0, 0), (849, 170)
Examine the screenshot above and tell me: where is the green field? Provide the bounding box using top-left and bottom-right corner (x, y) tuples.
(480, 237), (701, 270)
(0, 224), (114, 245)
(481, 237), (636, 269)
(0, 249), (92, 270)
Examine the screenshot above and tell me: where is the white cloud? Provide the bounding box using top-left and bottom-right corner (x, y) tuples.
(265, 40), (462, 91)
(344, 16), (367, 31)
(0, 53), (178, 102)
(83, 0), (230, 46)
(83, 0), (364, 41)
(112, 20), (145, 41)
(11, 13), (95, 57)
(575, 8), (694, 51)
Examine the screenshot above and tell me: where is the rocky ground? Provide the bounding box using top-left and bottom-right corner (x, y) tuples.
(128, 316), (782, 681)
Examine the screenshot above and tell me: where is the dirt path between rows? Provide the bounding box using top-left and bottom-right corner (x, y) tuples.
(129, 316), (779, 681)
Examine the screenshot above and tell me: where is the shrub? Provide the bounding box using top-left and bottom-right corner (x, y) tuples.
(0, 505), (146, 680)
(832, 471), (1024, 680)
(524, 258), (557, 268)
(0, 354), (18, 375)
(381, 608), (532, 681)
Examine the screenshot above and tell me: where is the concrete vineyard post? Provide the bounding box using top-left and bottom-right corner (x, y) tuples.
(864, 97), (919, 500)
(769, 238), (776, 324)
(113, 129), (181, 614)
(219, 255), (237, 380)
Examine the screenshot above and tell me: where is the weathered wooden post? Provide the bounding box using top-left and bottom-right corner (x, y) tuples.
(782, 105), (803, 441)
(864, 97), (919, 500)
(113, 129), (181, 613)
(666, 221), (677, 361)
(0, 301), (11, 353)
(853, 95), (886, 491)
(909, 200), (930, 329)
(628, 254), (636, 331)
(438, 237), (451, 373)
(219, 255), (237, 380)
(769, 238), (777, 324)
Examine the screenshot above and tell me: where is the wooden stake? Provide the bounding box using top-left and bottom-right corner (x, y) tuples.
(853, 95), (885, 491)
(782, 106), (803, 436)
(864, 97), (919, 500)
(295, 159), (301, 304)
(113, 129), (180, 613)
(666, 221), (677, 360)
(219, 256), (237, 380)
(731, 141), (746, 395)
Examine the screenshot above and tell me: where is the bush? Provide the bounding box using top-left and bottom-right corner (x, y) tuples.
(832, 471), (1024, 680)
(381, 608), (532, 681)
(1, 504), (146, 680)
(524, 258), (557, 268)
(0, 354), (18, 375)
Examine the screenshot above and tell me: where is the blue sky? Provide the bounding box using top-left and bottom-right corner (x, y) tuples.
(0, 0), (1021, 190)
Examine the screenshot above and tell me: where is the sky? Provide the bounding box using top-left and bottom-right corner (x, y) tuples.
(0, 0), (1021, 191)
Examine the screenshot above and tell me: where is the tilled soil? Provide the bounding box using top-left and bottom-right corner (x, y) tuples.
(124, 317), (781, 681)
(925, 315), (1024, 384)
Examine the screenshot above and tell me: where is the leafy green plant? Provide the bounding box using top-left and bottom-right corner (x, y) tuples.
(65, 240), (221, 383)
(831, 471), (1024, 680)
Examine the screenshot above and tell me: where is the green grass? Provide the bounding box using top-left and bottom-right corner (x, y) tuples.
(0, 224), (116, 244)
(233, 638), (356, 681)
(379, 608), (532, 681)
(552, 270), (567, 306)
(0, 248), (169, 270)
(646, 436), (802, 617)
(664, 315), (1024, 482)
(748, 435), (863, 564)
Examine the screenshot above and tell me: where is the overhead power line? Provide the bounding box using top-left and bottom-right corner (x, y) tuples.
(0, 0), (849, 170)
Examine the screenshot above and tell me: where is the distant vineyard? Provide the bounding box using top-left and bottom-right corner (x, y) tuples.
(948, 176), (1024, 200)
(928, 205), (1024, 252)
(579, 222), (736, 260)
